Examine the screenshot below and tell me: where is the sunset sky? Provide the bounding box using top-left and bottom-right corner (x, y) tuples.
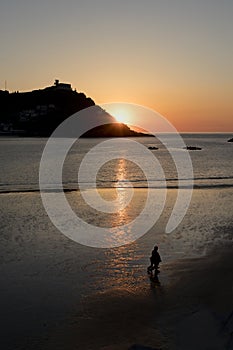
(1, 0), (232, 131)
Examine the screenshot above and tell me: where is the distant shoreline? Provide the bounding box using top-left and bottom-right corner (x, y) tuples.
(0, 132), (232, 137)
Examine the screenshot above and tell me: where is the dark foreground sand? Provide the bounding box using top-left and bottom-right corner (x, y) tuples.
(39, 246), (233, 350)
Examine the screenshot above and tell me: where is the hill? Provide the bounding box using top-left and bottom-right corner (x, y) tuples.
(0, 80), (148, 137)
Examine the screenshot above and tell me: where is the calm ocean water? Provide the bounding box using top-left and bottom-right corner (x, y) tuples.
(0, 133), (232, 259)
(0, 134), (233, 193)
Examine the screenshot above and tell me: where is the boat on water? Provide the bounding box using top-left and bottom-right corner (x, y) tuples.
(184, 146), (202, 150)
(148, 146), (158, 150)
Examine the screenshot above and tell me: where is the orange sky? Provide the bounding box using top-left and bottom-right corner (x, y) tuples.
(1, 0), (232, 132)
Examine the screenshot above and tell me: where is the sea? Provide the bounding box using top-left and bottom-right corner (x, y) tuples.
(0, 134), (233, 349)
(1, 134), (233, 193)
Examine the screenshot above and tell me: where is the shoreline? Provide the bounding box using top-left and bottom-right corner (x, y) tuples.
(0, 184), (233, 196)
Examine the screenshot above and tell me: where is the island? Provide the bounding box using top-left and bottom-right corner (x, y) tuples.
(0, 80), (149, 137)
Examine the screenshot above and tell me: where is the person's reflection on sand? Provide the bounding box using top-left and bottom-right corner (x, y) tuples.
(149, 270), (161, 287)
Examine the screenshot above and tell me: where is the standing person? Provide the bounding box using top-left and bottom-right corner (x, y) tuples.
(147, 245), (161, 273)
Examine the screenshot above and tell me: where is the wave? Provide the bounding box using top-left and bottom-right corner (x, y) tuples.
(1, 175), (233, 187)
(96, 176), (233, 182)
(1, 183), (233, 195)
(1, 176), (233, 194)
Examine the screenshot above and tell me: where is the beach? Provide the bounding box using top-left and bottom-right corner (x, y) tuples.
(1, 0), (233, 346)
(41, 249), (233, 350)
(0, 135), (233, 349)
(0, 188), (232, 349)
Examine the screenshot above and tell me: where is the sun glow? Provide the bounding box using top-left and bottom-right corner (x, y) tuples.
(112, 109), (131, 124)
(102, 103), (152, 133)
(115, 113), (127, 123)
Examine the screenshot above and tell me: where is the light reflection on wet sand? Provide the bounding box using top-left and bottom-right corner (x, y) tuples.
(1, 187), (233, 349)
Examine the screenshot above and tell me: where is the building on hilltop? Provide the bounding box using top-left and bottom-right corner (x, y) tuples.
(53, 79), (72, 90)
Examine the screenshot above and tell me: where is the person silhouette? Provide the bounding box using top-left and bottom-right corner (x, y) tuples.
(147, 245), (161, 274)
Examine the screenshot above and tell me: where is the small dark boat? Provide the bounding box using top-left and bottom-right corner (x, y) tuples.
(227, 138), (233, 142)
(148, 146), (158, 150)
(184, 146), (202, 151)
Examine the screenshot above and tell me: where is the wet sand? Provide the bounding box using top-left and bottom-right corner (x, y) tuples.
(0, 189), (233, 349)
(36, 247), (233, 350)
(159, 248), (233, 349)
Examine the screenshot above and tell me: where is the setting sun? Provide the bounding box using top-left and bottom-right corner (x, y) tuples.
(114, 113), (127, 123)
(112, 109), (131, 124)
(104, 105), (135, 125)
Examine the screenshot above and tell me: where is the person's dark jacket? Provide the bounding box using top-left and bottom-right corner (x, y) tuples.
(151, 249), (161, 265)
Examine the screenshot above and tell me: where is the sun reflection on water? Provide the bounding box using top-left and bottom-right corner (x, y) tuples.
(106, 158), (147, 246)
